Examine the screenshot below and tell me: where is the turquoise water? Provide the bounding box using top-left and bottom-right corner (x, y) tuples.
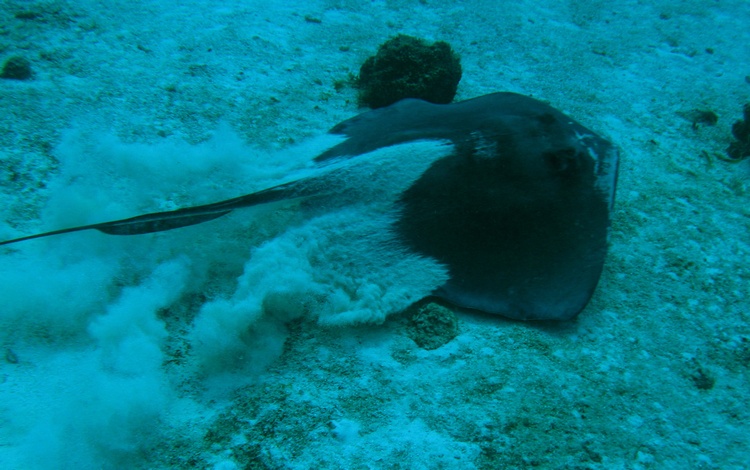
(1, 1), (748, 468)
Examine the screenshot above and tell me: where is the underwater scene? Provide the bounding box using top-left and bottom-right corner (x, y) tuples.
(0, 0), (748, 468)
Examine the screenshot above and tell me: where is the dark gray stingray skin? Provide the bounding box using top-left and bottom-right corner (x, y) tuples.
(0, 93), (619, 321)
(317, 93), (619, 320)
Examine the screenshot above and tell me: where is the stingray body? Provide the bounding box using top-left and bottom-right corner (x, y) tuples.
(1, 92), (619, 321)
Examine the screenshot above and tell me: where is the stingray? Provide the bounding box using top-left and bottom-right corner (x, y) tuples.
(0, 92), (618, 321)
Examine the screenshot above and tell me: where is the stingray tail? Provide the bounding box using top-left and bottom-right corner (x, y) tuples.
(0, 184), (293, 246)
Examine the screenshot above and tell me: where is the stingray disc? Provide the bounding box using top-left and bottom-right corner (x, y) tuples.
(320, 93), (619, 320)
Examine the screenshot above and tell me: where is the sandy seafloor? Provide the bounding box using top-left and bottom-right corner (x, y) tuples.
(1, 0), (749, 469)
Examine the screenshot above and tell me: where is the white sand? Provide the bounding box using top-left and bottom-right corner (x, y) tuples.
(0, 0), (748, 468)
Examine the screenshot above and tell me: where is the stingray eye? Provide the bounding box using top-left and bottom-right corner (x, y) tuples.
(536, 112), (558, 126)
(543, 147), (580, 175)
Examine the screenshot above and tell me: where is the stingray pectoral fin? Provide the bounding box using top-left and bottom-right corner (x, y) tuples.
(0, 183), (295, 246)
